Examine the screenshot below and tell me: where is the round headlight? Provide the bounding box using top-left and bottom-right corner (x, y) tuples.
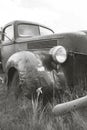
(50, 46), (67, 63)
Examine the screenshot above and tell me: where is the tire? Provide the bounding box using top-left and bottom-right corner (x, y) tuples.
(10, 71), (22, 99)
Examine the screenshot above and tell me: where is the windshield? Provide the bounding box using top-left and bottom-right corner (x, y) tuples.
(18, 24), (40, 37)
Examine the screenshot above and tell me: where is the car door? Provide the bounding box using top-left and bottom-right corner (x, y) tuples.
(1, 24), (15, 72)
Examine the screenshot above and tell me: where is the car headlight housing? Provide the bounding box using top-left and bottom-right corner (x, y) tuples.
(50, 46), (67, 63)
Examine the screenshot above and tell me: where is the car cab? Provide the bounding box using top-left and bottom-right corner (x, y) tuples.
(1, 21), (54, 71)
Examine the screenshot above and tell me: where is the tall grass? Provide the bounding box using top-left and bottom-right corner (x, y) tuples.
(0, 85), (87, 130)
(0, 71), (87, 130)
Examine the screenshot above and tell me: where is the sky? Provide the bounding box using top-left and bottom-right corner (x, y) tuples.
(0, 0), (87, 33)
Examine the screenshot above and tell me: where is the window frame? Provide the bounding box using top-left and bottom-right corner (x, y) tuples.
(39, 25), (54, 36)
(2, 24), (14, 44)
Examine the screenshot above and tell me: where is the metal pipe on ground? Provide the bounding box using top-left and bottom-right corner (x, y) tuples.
(52, 95), (87, 116)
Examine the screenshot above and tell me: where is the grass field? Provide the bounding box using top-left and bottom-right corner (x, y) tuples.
(0, 82), (87, 130)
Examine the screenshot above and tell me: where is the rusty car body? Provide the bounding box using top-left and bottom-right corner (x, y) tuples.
(0, 20), (87, 110)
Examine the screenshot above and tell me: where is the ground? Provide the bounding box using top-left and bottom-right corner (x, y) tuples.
(0, 82), (87, 130)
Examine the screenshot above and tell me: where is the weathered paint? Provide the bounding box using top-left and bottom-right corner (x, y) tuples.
(15, 31), (87, 54)
(13, 31), (87, 88)
(2, 20), (87, 98)
(6, 51), (64, 102)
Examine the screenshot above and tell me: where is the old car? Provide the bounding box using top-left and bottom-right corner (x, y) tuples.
(0, 20), (57, 102)
(0, 20), (87, 108)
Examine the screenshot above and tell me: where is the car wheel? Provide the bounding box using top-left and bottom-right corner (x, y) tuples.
(9, 71), (22, 99)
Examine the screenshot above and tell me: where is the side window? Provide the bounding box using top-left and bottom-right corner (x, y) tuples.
(40, 26), (53, 36)
(4, 25), (13, 42)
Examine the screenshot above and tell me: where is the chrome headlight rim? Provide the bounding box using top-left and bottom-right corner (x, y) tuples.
(50, 46), (67, 63)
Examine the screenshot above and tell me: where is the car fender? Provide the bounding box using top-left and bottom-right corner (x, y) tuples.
(5, 51), (42, 85)
(6, 51), (39, 73)
(5, 51), (59, 95)
(5, 50), (67, 103)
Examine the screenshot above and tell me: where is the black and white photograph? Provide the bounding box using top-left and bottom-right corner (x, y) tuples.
(0, 0), (87, 130)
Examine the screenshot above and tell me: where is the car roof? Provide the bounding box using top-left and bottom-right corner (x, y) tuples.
(3, 20), (54, 33)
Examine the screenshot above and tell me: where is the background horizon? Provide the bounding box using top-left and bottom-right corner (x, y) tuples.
(0, 0), (87, 33)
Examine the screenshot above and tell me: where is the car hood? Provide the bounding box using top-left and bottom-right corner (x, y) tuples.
(15, 31), (87, 54)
